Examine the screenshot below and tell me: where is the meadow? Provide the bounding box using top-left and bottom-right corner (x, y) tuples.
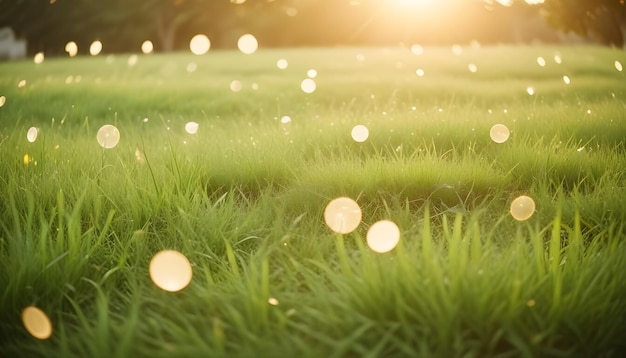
(1, 45), (625, 357)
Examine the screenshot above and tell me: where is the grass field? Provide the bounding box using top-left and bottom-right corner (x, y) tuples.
(1, 45), (625, 357)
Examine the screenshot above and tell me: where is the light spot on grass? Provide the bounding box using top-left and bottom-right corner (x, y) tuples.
(324, 197), (362, 234)
(562, 75), (570, 85)
(127, 54), (138, 66)
(190, 34), (210, 55)
(230, 80), (242, 92)
(526, 86), (535, 96)
(301, 78), (316, 94)
(277, 59), (288, 69)
(185, 121), (199, 134)
(536, 56), (545, 67)
(307, 69), (317, 78)
(468, 63), (477, 73)
(135, 148), (145, 164)
(141, 40), (153, 54)
(527, 299), (536, 307)
(268, 297), (279, 306)
(65, 41), (78, 57)
(351, 125), (369, 143)
(490, 124), (510, 144)
(18, 80), (26, 88)
(22, 306), (52, 340)
(251, 82), (259, 90)
(89, 40), (102, 56)
(451, 44), (462, 56)
(0, 96), (5, 107)
(27, 127), (38, 143)
(411, 44), (424, 55)
(186, 62), (197, 73)
(367, 220), (400, 253)
(34, 52), (44, 64)
(510, 195), (535, 221)
(96, 124), (120, 149)
(149, 250), (193, 292)
(553, 54), (562, 64)
(615, 60), (623, 72)
(416, 68), (424, 77)
(238, 34), (258, 55)
(23, 154), (32, 165)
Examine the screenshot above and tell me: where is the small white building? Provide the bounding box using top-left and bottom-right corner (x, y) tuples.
(0, 27), (27, 60)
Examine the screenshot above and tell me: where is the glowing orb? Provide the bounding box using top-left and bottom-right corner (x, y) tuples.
(411, 44), (423, 55)
(615, 60), (623, 72)
(324, 197), (362, 234)
(301, 78), (316, 94)
(554, 54), (562, 64)
(89, 41), (102, 56)
(280, 116), (291, 124)
(451, 44), (463, 56)
(18, 80), (26, 88)
(351, 125), (369, 142)
(96, 124), (120, 149)
(23, 154), (31, 165)
(490, 124), (510, 144)
(367, 220), (400, 253)
(22, 306), (52, 340)
(190, 34), (210, 55)
(526, 86), (535, 96)
(510, 195), (536, 221)
(468, 63), (477, 73)
(563, 75), (570, 85)
(268, 297), (279, 306)
(127, 54), (138, 66)
(536, 56), (546, 67)
(187, 62), (197, 73)
(149, 250), (193, 292)
(307, 69), (317, 78)
(230, 80), (242, 92)
(27, 127), (38, 143)
(0, 96), (5, 107)
(141, 40), (153, 54)
(65, 41), (78, 57)
(185, 121), (199, 134)
(277, 59), (288, 69)
(237, 34), (258, 55)
(34, 52), (44, 64)
(416, 69), (424, 77)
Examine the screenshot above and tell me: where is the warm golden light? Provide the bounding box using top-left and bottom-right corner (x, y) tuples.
(351, 125), (369, 142)
(410, 44), (424, 55)
(301, 78), (316, 94)
(367, 220), (400, 253)
(23, 154), (31, 165)
(536, 56), (546, 67)
(468, 63), (477, 73)
(277, 59), (288, 69)
(563, 75), (570, 85)
(149, 250), (193, 292)
(27, 127), (38, 143)
(22, 306), (52, 340)
(190, 34), (210, 55)
(307, 69), (318, 78)
(230, 80), (243, 92)
(96, 124), (120, 149)
(616, 60), (623, 72)
(510, 195), (535, 221)
(185, 121), (199, 134)
(141, 40), (154, 54)
(89, 40), (102, 56)
(416, 69), (425, 77)
(65, 41), (78, 57)
(324, 197), (362, 234)
(33, 52), (44, 64)
(237, 34), (258, 55)
(526, 86), (535, 96)
(18, 80), (26, 88)
(127, 54), (138, 66)
(490, 124), (510, 144)
(0, 96), (5, 107)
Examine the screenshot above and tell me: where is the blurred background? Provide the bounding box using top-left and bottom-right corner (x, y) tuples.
(0, 0), (624, 57)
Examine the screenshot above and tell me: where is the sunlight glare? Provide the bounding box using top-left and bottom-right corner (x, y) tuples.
(301, 78), (316, 94)
(96, 124), (120, 149)
(89, 41), (102, 56)
(367, 220), (400, 253)
(351, 125), (369, 142)
(410, 44), (424, 55)
(277, 59), (288, 69)
(563, 75), (570, 85)
(510, 195), (535, 221)
(34, 52), (44, 64)
(490, 124), (510, 144)
(615, 60), (623, 72)
(65, 41), (78, 57)
(324, 197), (362, 234)
(0, 96), (5, 107)
(238, 34), (258, 55)
(307, 69), (318, 78)
(468, 63), (477, 73)
(526, 86), (535, 96)
(230, 80), (242, 92)
(416, 69), (424, 77)
(27, 127), (38, 143)
(185, 121), (199, 134)
(190, 34), (210, 55)
(149, 250), (193, 292)
(22, 306), (52, 340)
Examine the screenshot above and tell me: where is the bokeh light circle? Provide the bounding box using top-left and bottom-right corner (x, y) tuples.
(185, 121), (199, 134)
(277, 59), (288, 69)
(490, 124), (510, 144)
(34, 52), (44, 64)
(230, 80), (242, 92)
(367, 220), (400, 253)
(149, 250), (193, 292)
(141, 40), (154, 54)
(190, 34), (210, 55)
(324, 197), (362, 234)
(0, 96), (6, 107)
(22, 306), (52, 340)
(238, 34), (258, 55)
(89, 41), (102, 56)
(27, 127), (38, 143)
(351, 125), (369, 143)
(510, 195), (536, 221)
(96, 124), (120, 149)
(301, 78), (316, 94)
(65, 41), (78, 57)
(615, 60), (623, 72)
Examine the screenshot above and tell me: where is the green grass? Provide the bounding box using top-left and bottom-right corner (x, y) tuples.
(1, 45), (625, 357)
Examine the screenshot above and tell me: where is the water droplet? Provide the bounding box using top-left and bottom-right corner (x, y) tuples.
(0, 96), (5, 107)
(562, 75), (570, 85)
(553, 54), (562, 64)
(268, 297), (279, 306)
(149, 250), (193, 292)
(18, 80), (26, 88)
(96, 124), (120, 149)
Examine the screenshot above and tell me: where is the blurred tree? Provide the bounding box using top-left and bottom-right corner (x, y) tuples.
(540, 0), (626, 47)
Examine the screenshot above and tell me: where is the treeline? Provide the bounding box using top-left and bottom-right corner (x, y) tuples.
(0, 0), (623, 55)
